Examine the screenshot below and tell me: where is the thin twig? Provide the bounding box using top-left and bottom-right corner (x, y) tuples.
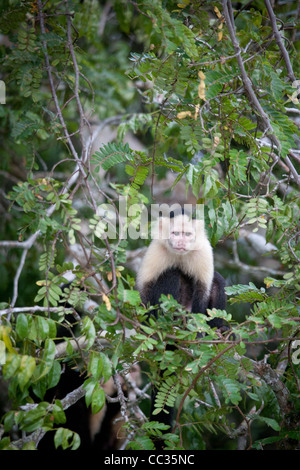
(113, 373), (129, 423)
(221, 0), (300, 187)
(0, 2), (96, 311)
(264, 0), (297, 82)
(174, 343), (235, 445)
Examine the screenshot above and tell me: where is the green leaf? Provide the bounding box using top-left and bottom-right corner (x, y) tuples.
(126, 436), (155, 450)
(54, 428), (80, 450)
(20, 402), (48, 432)
(83, 377), (98, 407)
(153, 377), (179, 414)
(88, 351), (104, 381)
(3, 411), (16, 433)
(2, 353), (21, 379)
(53, 400), (66, 425)
(99, 352), (112, 382)
(220, 378), (242, 405)
(254, 415), (281, 431)
(0, 340), (6, 365)
(32, 360), (61, 400)
(82, 317), (96, 349)
(122, 289), (141, 306)
(36, 315), (50, 340)
(16, 313), (29, 340)
(91, 142), (135, 171)
(40, 338), (55, 368)
(91, 385), (106, 414)
(18, 355), (36, 390)
(83, 377), (106, 414)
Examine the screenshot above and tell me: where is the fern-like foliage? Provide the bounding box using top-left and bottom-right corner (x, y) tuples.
(225, 283), (268, 304)
(125, 165), (149, 191)
(153, 376), (180, 415)
(91, 142), (136, 171)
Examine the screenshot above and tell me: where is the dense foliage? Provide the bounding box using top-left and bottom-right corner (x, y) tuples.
(0, 0), (299, 451)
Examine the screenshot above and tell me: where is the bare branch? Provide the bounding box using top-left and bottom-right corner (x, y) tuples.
(0, 3), (97, 309)
(0, 306), (72, 317)
(65, 1), (92, 163)
(113, 373), (129, 424)
(222, 0), (300, 187)
(264, 0), (297, 82)
(11, 248), (28, 308)
(222, 1), (275, 140)
(37, 0), (81, 166)
(253, 361), (291, 416)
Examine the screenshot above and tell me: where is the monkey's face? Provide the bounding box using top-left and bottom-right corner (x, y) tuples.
(154, 214), (205, 254)
(167, 218), (196, 254)
(168, 229), (195, 253)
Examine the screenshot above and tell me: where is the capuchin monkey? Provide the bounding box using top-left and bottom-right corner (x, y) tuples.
(136, 210), (226, 325)
(136, 209), (227, 442)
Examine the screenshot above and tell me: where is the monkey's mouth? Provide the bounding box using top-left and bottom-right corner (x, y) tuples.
(173, 246), (188, 253)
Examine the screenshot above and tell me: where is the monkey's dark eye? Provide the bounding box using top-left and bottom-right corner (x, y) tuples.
(172, 231), (180, 236)
(185, 232), (192, 236)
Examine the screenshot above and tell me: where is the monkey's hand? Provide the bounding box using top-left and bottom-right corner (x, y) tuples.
(216, 325), (235, 340)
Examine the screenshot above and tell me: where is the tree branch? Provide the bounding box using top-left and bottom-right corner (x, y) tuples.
(221, 0), (300, 187)
(222, 1), (276, 141)
(264, 0), (297, 82)
(0, 3), (98, 311)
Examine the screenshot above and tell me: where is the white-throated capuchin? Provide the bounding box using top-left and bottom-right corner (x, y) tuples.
(136, 209), (227, 438)
(136, 210), (226, 326)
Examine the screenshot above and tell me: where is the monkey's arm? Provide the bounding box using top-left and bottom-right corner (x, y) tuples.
(207, 271), (227, 330)
(191, 280), (211, 315)
(190, 272), (226, 328)
(140, 268), (181, 311)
